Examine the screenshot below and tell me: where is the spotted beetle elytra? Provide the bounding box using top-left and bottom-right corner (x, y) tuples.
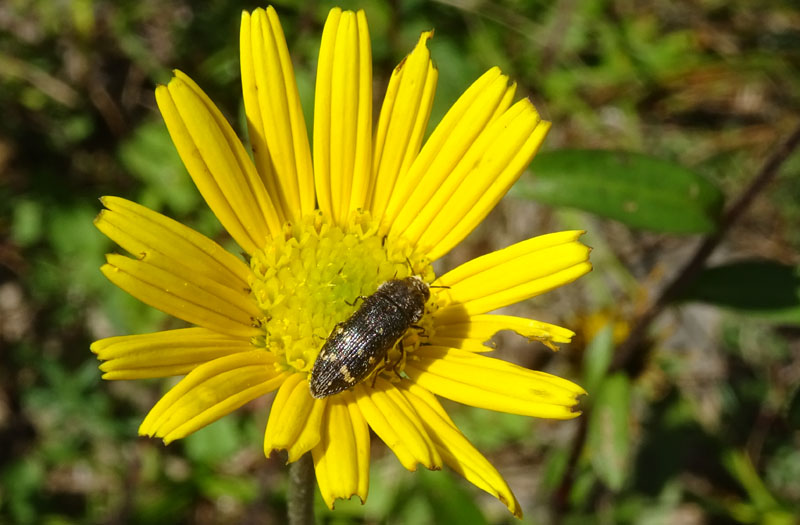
(309, 276), (430, 398)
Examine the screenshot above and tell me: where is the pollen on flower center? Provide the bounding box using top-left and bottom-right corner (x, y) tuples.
(248, 210), (437, 380)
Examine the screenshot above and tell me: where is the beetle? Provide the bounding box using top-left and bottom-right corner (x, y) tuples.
(309, 276), (430, 398)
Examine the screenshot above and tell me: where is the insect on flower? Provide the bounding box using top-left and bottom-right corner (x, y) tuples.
(91, 5), (593, 516)
(309, 276), (430, 398)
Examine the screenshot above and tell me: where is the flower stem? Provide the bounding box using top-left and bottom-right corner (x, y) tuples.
(288, 453), (315, 525)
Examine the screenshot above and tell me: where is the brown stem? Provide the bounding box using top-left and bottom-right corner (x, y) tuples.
(612, 123), (800, 371)
(287, 453), (315, 525)
(552, 416), (588, 523)
(552, 124), (800, 519)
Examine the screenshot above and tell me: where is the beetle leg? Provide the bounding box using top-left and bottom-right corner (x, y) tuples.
(344, 295), (367, 307)
(391, 340), (407, 380)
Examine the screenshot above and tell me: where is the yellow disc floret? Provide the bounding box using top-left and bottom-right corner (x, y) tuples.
(248, 211), (436, 380)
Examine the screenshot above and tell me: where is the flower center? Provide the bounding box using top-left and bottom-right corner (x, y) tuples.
(248, 211), (436, 382)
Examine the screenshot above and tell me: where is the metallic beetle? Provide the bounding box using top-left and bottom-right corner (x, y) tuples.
(309, 276), (430, 398)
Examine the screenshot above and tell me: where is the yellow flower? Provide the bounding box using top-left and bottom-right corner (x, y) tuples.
(91, 6), (591, 517)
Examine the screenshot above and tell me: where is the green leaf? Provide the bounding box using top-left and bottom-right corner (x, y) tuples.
(680, 260), (800, 323)
(568, 467), (597, 508)
(450, 406), (530, 450)
(542, 447), (570, 491)
(723, 449), (779, 511)
(514, 149), (723, 234)
(583, 324), (615, 396)
(587, 373), (631, 491)
(117, 120), (199, 215)
(197, 474), (258, 503)
(11, 199), (44, 246)
(1, 459), (46, 524)
(723, 449), (796, 524)
(417, 469), (489, 525)
(183, 416), (244, 465)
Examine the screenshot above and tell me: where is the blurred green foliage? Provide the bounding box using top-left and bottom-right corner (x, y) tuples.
(1, 0), (799, 523)
(519, 150), (724, 234)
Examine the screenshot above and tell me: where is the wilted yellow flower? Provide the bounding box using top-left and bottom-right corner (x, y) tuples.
(92, 6), (591, 517)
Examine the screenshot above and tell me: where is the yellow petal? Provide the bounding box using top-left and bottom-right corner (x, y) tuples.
(421, 105), (551, 260)
(156, 72), (281, 254)
(139, 351), (286, 443)
(384, 67), (513, 236)
(355, 382), (420, 469)
(434, 231), (592, 316)
(313, 8), (372, 225)
(401, 383), (522, 518)
(346, 393), (371, 500)
(490, 80), (517, 123)
(432, 314), (575, 352)
(91, 327), (251, 380)
(263, 373), (326, 461)
(311, 391), (370, 508)
(354, 379), (441, 471)
(101, 253), (261, 338)
(396, 98), (538, 252)
(95, 196), (250, 291)
(424, 336), (497, 353)
(241, 8), (314, 219)
(437, 230), (584, 284)
(370, 31), (437, 222)
(405, 346), (585, 419)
